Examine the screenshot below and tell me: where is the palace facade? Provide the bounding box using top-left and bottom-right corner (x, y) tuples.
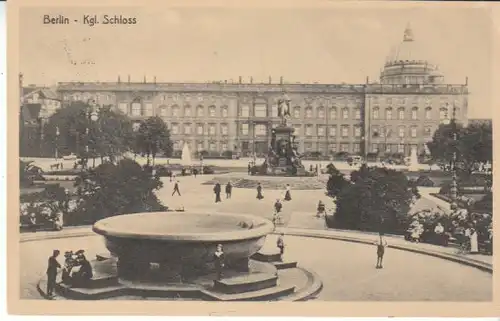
(54, 26), (469, 157)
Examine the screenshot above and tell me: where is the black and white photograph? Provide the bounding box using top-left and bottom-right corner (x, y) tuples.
(9, 0), (495, 315)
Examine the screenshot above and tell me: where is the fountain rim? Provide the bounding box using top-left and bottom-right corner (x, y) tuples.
(92, 211), (275, 242)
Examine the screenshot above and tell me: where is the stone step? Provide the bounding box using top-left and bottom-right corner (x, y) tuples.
(213, 272), (278, 294)
(205, 285), (296, 301)
(85, 275), (119, 289)
(57, 283), (127, 300)
(273, 261), (298, 270)
(252, 251), (282, 263)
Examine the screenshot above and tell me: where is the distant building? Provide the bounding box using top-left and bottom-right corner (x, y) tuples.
(54, 26), (468, 157)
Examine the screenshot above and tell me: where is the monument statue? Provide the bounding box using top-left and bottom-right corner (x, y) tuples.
(258, 94), (308, 176)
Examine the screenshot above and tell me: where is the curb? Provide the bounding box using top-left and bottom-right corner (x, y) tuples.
(274, 228), (493, 274)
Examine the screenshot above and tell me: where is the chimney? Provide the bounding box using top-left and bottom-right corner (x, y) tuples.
(118, 75), (121, 83)
(154, 76), (157, 84)
(269, 76), (272, 84)
(144, 75), (146, 83)
(465, 77), (468, 86)
(280, 76), (283, 85)
(250, 77), (253, 84)
(128, 75), (131, 83)
(366, 76), (369, 84)
(239, 76), (242, 84)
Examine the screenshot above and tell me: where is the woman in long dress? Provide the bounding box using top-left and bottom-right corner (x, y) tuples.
(256, 183), (264, 200)
(284, 184), (292, 201)
(469, 227), (479, 254)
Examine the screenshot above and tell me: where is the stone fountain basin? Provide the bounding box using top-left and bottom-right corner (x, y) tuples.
(92, 212), (274, 266)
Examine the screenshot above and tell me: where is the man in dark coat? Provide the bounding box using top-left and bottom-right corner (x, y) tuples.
(214, 183), (222, 203)
(46, 249), (61, 297)
(225, 182), (232, 199)
(172, 180), (181, 196)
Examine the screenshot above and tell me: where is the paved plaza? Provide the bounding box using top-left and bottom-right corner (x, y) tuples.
(20, 232), (492, 301)
(19, 172), (492, 301)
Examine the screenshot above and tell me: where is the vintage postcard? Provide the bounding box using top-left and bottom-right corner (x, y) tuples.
(7, 0), (499, 317)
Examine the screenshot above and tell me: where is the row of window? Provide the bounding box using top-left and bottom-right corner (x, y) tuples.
(167, 123), (435, 138)
(118, 103), (230, 118)
(170, 123), (229, 136)
(173, 141), (229, 152)
(116, 102), (458, 123)
(372, 106), (459, 120)
(372, 126), (433, 138)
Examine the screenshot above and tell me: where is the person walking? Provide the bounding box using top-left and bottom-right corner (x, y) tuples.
(375, 232), (388, 269)
(172, 180), (181, 196)
(193, 168), (198, 178)
(277, 233), (285, 260)
(46, 249), (61, 298)
(256, 183), (264, 200)
(248, 163), (252, 175)
(284, 184), (292, 201)
(225, 182), (232, 199)
(214, 182), (222, 203)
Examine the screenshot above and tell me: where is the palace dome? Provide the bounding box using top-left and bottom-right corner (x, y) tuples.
(380, 25), (444, 85)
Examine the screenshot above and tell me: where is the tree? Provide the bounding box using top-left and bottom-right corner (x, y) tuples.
(134, 116), (173, 164)
(326, 163), (349, 197)
(69, 159), (167, 225)
(43, 102), (134, 164)
(333, 166), (417, 233)
(427, 122), (492, 175)
(20, 160), (44, 187)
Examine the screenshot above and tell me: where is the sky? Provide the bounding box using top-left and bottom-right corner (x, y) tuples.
(18, 3), (493, 118)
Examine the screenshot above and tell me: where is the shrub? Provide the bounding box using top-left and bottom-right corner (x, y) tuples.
(416, 175), (435, 187)
(154, 165), (172, 177)
(66, 159), (167, 225)
(325, 163), (349, 197)
(203, 166), (215, 175)
(332, 165), (418, 233)
(471, 192), (493, 213)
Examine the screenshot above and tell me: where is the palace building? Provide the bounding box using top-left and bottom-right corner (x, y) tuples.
(54, 26), (468, 157)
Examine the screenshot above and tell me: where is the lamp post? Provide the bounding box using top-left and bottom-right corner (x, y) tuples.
(84, 100), (99, 168)
(449, 104), (458, 211)
(55, 126), (60, 161)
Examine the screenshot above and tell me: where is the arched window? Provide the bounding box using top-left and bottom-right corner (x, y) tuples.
(184, 104), (191, 117)
(209, 105), (216, 117)
(171, 105), (180, 117)
(342, 108), (349, 120)
(372, 107), (379, 119)
(425, 107), (432, 120)
(329, 107), (337, 120)
(398, 107), (405, 120)
(386, 108), (393, 120)
(410, 126), (418, 138)
(354, 108), (361, 120)
(411, 107), (418, 120)
(221, 105), (228, 118)
(197, 105), (204, 117)
(398, 126), (405, 138)
(318, 107), (325, 119)
(305, 107), (313, 118)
